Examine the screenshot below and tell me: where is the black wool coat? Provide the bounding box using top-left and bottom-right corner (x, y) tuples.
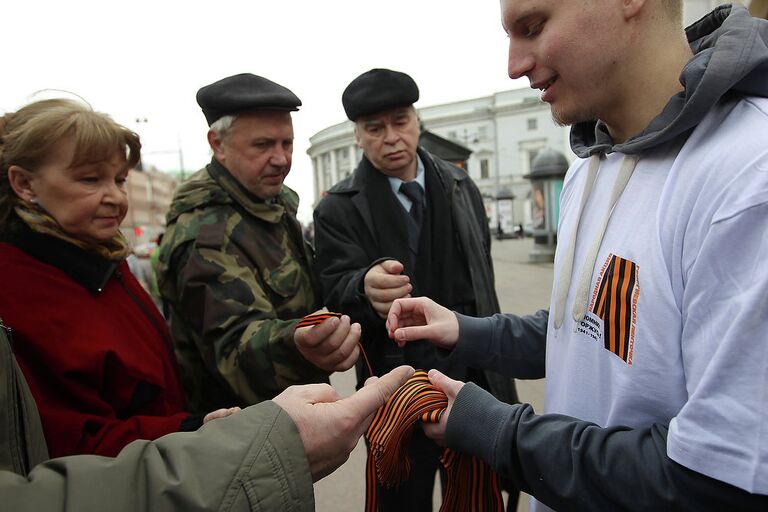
(313, 148), (515, 403)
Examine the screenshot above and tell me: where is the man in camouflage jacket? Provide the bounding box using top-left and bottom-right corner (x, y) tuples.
(156, 73), (360, 413)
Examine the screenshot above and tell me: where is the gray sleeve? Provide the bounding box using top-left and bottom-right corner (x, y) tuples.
(451, 309), (548, 379)
(0, 401), (314, 512)
(447, 383), (768, 511)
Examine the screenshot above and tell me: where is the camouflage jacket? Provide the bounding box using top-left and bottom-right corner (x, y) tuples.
(156, 159), (327, 413)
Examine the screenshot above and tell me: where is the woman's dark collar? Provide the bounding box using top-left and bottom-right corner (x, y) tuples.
(8, 223), (118, 293)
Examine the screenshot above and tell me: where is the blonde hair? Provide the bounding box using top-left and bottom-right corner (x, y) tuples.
(0, 98), (141, 231)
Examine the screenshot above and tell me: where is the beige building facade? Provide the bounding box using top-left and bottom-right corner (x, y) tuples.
(122, 168), (179, 248)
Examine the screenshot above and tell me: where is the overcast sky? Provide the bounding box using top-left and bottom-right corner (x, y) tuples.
(3, 0), (530, 222)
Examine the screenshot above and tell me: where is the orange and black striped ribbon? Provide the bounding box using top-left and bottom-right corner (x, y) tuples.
(364, 370), (504, 511)
(297, 314), (503, 510)
(296, 312), (343, 328)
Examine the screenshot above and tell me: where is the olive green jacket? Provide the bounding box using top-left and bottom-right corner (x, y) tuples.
(156, 159), (327, 412)
(1, 319), (314, 511)
(0, 317), (48, 476)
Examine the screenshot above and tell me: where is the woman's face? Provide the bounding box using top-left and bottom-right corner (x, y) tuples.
(25, 137), (130, 244)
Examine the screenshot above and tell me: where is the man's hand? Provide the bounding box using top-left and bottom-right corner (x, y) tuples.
(421, 369), (465, 446)
(273, 365), (415, 481)
(364, 259), (412, 319)
(386, 297), (460, 349)
(294, 310), (361, 372)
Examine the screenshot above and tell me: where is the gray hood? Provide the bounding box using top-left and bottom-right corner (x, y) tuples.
(571, 4), (768, 157)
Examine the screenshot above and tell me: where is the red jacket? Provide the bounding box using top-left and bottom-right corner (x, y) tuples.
(0, 230), (191, 458)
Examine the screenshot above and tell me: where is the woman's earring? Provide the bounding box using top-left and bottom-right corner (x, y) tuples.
(29, 197), (38, 204)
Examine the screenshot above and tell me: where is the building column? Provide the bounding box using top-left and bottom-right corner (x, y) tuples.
(312, 157), (320, 206)
(329, 149), (338, 187)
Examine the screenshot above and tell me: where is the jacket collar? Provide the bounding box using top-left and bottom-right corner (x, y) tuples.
(165, 158), (301, 226)
(207, 159), (298, 224)
(9, 222), (117, 294)
(332, 147), (468, 195)
(326, 147), (466, 244)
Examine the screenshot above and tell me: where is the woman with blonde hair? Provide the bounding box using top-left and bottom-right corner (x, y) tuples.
(0, 98), (235, 457)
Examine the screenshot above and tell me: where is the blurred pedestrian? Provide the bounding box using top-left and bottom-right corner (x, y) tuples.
(126, 248), (155, 295)
(148, 232), (168, 316)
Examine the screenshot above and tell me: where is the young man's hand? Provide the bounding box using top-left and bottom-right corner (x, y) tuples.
(386, 297), (459, 349)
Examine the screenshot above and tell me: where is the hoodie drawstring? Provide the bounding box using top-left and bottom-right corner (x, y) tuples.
(554, 154), (639, 329)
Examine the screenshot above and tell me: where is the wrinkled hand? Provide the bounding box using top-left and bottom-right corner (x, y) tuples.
(364, 259), (412, 319)
(203, 407), (242, 423)
(421, 369), (465, 446)
(273, 365), (415, 481)
(386, 297), (459, 349)
(294, 309), (361, 372)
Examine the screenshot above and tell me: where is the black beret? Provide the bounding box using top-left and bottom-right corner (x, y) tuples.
(342, 68), (419, 121)
(196, 73), (301, 126)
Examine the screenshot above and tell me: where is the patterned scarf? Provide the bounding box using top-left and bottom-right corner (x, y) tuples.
(13, 200), (130, 261)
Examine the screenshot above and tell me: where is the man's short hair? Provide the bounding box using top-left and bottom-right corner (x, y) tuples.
(209, 115), (237, 140)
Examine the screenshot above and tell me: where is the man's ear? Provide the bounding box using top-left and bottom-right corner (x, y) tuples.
(622, 0), (647, 20)
(207, 130), (224, 159)
(7, 165), (36, 203)
(354, 126), (364, 149)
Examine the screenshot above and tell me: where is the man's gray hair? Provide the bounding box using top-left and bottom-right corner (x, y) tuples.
(210, 114), (237, 140)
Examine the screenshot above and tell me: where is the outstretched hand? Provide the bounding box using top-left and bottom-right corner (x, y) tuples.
(273, 365), (415, 481)
(421, 369), (465, 446)
(385, 297), (460, 349)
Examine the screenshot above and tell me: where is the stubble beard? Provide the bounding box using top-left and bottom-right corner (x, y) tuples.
(550, 102), (599, 127)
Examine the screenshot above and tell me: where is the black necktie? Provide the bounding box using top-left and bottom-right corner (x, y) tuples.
(399, 181), (424, 255)
(399, 181), (424, 228)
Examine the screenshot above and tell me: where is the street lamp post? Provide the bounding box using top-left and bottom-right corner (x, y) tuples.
(176, 133), (185, 181)
(134, 117), (149, 171)
(133, 117), (186, 179)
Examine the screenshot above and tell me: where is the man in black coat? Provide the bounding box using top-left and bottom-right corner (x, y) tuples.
(313, 68), (519, 511)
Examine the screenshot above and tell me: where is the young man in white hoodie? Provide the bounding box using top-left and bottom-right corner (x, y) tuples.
(386, 1), (768, 510)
